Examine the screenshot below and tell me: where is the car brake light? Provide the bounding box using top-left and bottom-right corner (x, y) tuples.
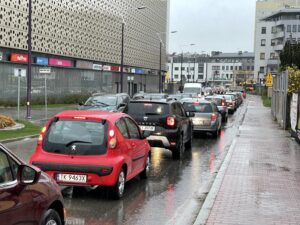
(38, 126), (47, 143)
(166, 116), (176, 127)
(108, 129), (117, 149)
(73, 116), (86, 120)
(221, 99), (225, 106)
(211, 113), (217, 122)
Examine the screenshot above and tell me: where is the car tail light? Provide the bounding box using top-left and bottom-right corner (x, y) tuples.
(221, 99), (225, 106)
(166, 116), (176, 127)
(108, 129), (117, 149)
(211, 113), (217, 122)
(38, 126), (47, 143)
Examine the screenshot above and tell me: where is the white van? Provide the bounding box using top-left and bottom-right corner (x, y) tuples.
(183, 83), (202, 97)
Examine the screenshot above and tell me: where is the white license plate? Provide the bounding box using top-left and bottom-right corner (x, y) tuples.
(57, 174), (87, 183)
(139, 125), (155, 131)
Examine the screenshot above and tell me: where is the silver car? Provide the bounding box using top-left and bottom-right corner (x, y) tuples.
(182, 98), (222, 137)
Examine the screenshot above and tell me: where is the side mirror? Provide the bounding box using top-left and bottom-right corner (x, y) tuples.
(118, 103), (126, 109)
(186, 112), (195, 117)
(18, 165), (40, 185)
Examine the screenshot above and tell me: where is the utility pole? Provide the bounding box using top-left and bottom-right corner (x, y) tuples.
(193, 56), (196, 82)
(26, 0), (32, 119)
(120, 21), (124, 93)
(159, 41), (162, 93)
(180, 52), (183, 91)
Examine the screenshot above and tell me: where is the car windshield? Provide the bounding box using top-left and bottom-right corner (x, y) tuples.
(206, 98), (222, 105)
(223, 95), (233, 101)
(183, 102), (213, 113)
(184, 87), (201, 93)
(143, 94), (167, 99)
(85, 96), (117, 106)
(43, 120), (107, 155)
(127, 102), (169, 116)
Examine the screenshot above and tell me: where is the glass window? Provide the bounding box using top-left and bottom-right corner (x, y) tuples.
(174, 67), (179, 71)
(0, 150), (14, 184)
(174, 75), (179, 79)
(298, 25), (300, 32)
(260, 53), (265, 60)
(287, 25), (291, 32)
(261, 39), (266, 46)
(261, 27), (266, 34)
(116, 119), (129, 139)
(259, 67), (264, 73)
(124, 118), (140, 139)
(127, 102), (169, 116)
(84, 95), (117, 107)
(183, 102), (213, 113)
(293, 25), (297, 32)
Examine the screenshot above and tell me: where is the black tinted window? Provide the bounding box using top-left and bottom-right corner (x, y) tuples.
(43, 120), (107, 155)
(183, 102), (213, 113)
(127, 102), (169, 116)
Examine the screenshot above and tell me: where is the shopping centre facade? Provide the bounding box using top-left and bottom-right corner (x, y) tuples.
(0, 0), (169, 101)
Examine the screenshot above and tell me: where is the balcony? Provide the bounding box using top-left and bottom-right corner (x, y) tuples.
(267, 58), (279, 65)
(272, 31), (284, 39)
(273, 44), (284, 51)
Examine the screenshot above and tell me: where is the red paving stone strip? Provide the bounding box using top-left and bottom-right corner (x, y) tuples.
(194, 96), (300, 225)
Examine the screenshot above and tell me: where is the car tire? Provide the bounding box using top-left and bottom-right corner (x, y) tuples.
(41, 209), (62, 225)
(185, 127), (193, 150)
(212, 127), (220, 138)
(140, 154), (150, 179)
(111, 169), (125, 200)
(172, 134), (184, 160)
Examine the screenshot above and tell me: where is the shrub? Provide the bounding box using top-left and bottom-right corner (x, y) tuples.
(0, 115), (16, 129)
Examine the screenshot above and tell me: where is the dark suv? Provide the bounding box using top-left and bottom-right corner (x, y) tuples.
(125, 99), (194, 159)
(79, 93), (130, 112)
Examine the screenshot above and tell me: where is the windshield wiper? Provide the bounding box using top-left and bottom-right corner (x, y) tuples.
(66, 140), (92, 147)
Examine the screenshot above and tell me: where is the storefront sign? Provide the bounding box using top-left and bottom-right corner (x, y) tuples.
(13, 68), (26, 77)
(135, 68), (145, 74)
(131, 68), (136, 74)
(0, 52), (3, 61)
(291, 93), (298, 132)
(103, 65), (111, 71)
(93, 64), (102, 71)
(49, 58), (72, 67)
(76, 60), (93, 69)
(111, 66), (120, 72)
(11, 53), (28, 63)
(35, 57), (48, 65)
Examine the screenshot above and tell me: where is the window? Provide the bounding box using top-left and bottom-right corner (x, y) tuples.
(174, 67), (179, 71)
(293, 25), (297, 32)
(172, 103), (184, 116)
(260, 53), (265, 60)
(230, 66), (233, 70)
(198, 66), (204, 73)
(174, 75), (179, 79)
(222, 66), (225, 70)
(124, 118), (140, 139)
(261, 27), (266, 34)
(271, 26), (276, 33)
(261, 39), (266, 46)
(287, 25), (291, 32)
(116, 119), (129, 139)
(0, 150), (14, 184)
(239, 66), (242, 70)
(298, 25), (300, 32)
(235, 66), (238, 70)
(271, 40), (276, 46)
(198, 75), (204, 79)
(226, 66), (229, 70)
(259, 67), (264, 73)
(270, 52), (275, 59)
(181, 67), (185, 71)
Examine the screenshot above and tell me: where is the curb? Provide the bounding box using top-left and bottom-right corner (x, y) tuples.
(0, 135), (39, 144)
(193, 138), (237, 225)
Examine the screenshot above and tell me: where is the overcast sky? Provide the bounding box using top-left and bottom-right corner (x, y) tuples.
(169, 0), (256, 55)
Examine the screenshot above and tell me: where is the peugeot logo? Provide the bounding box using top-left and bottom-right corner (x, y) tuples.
(71, 145), (76, 151)
(143, 116), (148, 121)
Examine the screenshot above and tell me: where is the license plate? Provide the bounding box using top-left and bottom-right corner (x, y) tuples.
(139, 126), (155, 131)
(57, 174), (87, 183)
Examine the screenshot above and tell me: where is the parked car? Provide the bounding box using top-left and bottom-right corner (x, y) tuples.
(181, 98), (222, 137)
(132, 92), (169, 100)
(0, 143), (65, 225)
(29, 110), (151, 199)
(79, 93), (130, 112)
(125, 99), (194, 160)
(205, 95), (228, 122)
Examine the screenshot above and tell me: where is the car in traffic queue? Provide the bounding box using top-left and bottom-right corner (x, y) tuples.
(124, 99), (194, 160)
(132, 92), (169, 100)
(29, 110), (151, 199)
(221, 94), (236, 114)
(0, 143), (66, 225)
(79, 93), (130, 112)
(205, 95), (229, 122)
(181, 98), (222, 137)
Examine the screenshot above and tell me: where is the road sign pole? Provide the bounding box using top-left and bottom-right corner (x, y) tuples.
(17, 75), (20, 121)
(45, 75), (48, 119)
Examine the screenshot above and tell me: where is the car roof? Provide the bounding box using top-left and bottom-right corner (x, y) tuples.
(55, 110), (124, 121)
(181, 98), (210, 103)
(92, 93), (128, 97)
(129, 99), (177, 104)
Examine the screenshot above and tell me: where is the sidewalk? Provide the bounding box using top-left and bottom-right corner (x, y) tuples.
(195, 95), (300, 225)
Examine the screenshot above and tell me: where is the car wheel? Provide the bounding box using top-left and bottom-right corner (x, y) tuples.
(172, 134), (184, 160)
(140, 154), (150, 179)
(111, 169), (125, 200)
(41, 209), (62, 225)
(185, 127), (193, 150)
(212, 127), (220, 138)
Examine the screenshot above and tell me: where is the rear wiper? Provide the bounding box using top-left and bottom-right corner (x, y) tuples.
(145, 113), (161, 115)
(66, 140), (92, 147)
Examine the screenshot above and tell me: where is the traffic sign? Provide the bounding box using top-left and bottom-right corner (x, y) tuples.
(39, 68), (51, 74)
(265, 72), (273, 87)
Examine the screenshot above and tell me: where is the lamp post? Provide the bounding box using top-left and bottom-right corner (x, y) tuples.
(119, 6), (146, 93)
(180, 43), (195, 88)
(26, 0), (32, 119)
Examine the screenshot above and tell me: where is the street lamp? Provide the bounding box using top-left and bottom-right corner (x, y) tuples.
(180, 43), (195, 89)
(26, 0), (32, 119)
(119, 7), (145, 93)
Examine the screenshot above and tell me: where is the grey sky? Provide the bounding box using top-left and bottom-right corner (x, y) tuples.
(169, 0), (256, 54)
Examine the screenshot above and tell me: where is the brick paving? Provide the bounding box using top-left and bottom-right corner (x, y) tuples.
(205, 95), (300, 225)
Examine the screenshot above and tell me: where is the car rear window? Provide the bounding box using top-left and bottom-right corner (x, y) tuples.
(183, 102), (213, 113)
(127, 102), (169, 116)
(43, 120), (107, 155)
(206, 98), (222, 105)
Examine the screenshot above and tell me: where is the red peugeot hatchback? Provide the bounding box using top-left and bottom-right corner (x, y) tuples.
(30, 110), (151, 199)
(0, 143), (66, 225)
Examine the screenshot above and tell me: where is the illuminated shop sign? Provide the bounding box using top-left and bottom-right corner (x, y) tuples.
(49, 58), (72, 67)
(11, 53), (28, 63)
(93, 64), (103, 70)
(103, 65), (111, 71)
(76, 60), (93, 69)
(135, 68), (145, 74)
(111, 66), (120, 72)
(0, 52), (3, 61)
(35, 57), (48, 65)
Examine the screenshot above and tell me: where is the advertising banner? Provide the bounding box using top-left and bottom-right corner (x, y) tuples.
(35, 57), (48, 65)
(290, 93), (298, 132)
(49, 58), (72, 67)
(76, 60), (93, 69)
(11, 53), (28, 63)
(103, 65), (111, 71)
(135, 68), (145, 74)
(93, 64), (102, 71)
(111, 66), (120, 72)
(0, 51), (3, 61)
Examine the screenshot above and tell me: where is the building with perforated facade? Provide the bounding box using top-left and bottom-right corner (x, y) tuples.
(0, 0), (169, 101)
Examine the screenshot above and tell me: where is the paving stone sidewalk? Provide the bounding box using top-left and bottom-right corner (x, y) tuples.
(195, 95), (300, 225)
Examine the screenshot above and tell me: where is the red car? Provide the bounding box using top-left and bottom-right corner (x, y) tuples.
(0, 143), (66, 225)
(30, 110), (151, 199)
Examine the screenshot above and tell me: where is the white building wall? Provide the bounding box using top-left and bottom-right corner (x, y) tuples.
(167, 62), (206, 83)
(206, 62), (242, 84)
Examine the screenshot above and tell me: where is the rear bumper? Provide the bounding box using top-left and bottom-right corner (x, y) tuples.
(193, 123), (218, 132)
(146, 129), (179, 149)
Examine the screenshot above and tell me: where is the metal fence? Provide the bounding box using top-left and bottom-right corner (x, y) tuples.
(271, 70), (289, 129)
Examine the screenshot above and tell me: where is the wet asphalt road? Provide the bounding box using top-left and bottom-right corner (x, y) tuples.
(3, 101), (247, 225)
